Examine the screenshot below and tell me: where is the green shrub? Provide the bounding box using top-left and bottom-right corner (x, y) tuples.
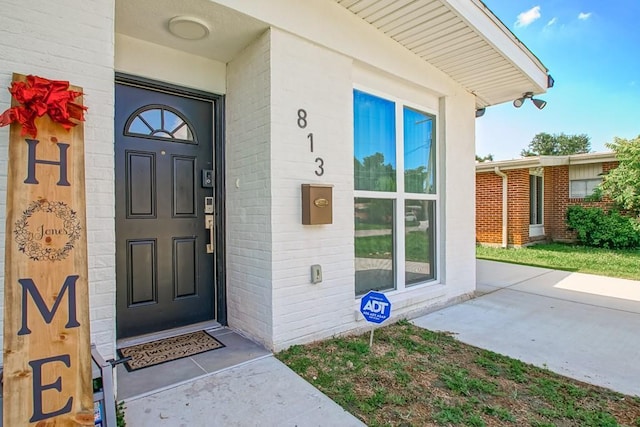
(566, 205), (640, 249)
(117, 401), (126, 427)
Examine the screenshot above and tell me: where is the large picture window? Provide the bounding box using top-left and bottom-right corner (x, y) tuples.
(354, 90), (437, 296)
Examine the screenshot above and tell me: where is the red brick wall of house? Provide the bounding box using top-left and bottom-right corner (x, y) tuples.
(508, 169), (530, 246)
(476, 172), (503, 244)
(544, 165), (568, 241)
(476, 169), (530, 246)
(476, 161), (619, 246)
(548, 161), (619, 241)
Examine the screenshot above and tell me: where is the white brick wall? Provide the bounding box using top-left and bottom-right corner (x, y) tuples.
(442, 93), (478, 298)
(0, 0), (116, 361)
(225, 30), (275, 347)
(260, 27), (477, 352)
(269, 29), (356, 349)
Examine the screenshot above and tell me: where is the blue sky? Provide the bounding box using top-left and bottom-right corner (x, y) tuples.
(476, 1), (640, 160)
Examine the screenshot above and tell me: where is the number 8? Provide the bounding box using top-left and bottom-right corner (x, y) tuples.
(297, 109), (308, 129)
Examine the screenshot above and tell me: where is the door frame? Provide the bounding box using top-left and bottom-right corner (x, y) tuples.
(114, 72), (227, 326)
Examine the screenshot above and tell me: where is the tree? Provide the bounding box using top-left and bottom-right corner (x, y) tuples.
(520, 132), (591, 157)
(475, 153), (494, 162)
(354, 152), (395, 191)
(598, 135), (640, 216)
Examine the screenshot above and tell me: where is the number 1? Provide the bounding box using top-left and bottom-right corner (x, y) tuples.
(307, 133), (314, 152)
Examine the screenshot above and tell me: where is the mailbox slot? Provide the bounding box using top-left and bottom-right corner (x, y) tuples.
(302, 184), (333, 225)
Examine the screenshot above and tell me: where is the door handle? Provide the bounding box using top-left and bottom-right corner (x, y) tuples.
(205, 214), (214, 253)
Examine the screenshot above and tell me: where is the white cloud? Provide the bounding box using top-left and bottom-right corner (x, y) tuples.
(578, 12), (592, 20)
(546, 17), (557, 26)
(515, 6), (541, 27)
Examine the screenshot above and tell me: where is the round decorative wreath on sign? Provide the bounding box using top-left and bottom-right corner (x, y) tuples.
(14, 199), (82, 262)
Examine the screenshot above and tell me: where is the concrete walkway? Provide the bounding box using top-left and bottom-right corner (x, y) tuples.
(413, 260), (640, 397)
(124, 356), (365, 427)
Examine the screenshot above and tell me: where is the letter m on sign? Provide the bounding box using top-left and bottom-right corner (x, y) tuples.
(18, 275), (81, 335)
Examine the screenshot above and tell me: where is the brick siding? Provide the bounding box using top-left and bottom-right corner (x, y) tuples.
(477, 161), (619, 246)
(476, 169), (530, 246)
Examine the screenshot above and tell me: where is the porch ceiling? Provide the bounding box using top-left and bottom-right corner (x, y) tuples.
(332, 0), (550, 107)
(115, 0), (269, 63)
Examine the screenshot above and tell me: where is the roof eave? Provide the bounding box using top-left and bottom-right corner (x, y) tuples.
(476, 152), (618, 172)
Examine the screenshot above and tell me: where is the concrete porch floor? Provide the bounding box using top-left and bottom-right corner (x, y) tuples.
(116, 327), (271, 400)
(120, 327), (364, 426)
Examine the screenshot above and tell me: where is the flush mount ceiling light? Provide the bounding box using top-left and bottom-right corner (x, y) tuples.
(513, 92), (547, 110)
(168, 16), (210, 40)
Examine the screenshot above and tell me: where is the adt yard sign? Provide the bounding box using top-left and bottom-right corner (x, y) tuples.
(360, 291), (392, 324)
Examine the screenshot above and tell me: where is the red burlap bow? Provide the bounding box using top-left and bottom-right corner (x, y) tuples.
(0, 75), (87, 138)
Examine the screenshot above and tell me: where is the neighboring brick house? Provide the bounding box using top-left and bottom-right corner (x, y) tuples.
(476, 152), (618, 247)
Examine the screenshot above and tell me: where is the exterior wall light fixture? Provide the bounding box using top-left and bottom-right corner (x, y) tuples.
(513, 92), (547, 110)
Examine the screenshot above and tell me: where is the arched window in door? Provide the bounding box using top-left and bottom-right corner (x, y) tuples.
(124, 104), (197, 144)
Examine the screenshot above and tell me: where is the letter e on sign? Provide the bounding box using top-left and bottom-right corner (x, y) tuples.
(359, 291), (392, 324)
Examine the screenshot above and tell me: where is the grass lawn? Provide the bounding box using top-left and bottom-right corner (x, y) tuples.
(476, 243), (640, 281)
(356, 232), (429, 262)
(278, 321), (640, 427)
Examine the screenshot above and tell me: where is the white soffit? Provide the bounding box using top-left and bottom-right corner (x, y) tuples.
(333, 0), (550, 107)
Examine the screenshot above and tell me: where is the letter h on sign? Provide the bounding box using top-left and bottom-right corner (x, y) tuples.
(24, 138), (71, 186)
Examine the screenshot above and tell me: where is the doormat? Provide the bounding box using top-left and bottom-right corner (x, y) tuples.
(118, 330), (225, 371)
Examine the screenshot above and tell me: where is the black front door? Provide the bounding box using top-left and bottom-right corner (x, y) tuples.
(115, 81), (216, 338)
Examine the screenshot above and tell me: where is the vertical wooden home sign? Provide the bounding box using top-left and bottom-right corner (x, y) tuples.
(2, 74), (93, 425)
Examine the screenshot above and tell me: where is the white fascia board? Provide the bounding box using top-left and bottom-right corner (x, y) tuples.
(476, 152), (618, 172)
(568, 152), (617, 165)
(445, 0), (549, 94)
(476, 157), (544, 172)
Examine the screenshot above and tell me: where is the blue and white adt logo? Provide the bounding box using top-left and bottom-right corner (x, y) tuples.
(360, 291), (391, 324)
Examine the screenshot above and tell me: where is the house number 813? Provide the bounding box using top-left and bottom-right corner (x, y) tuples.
(297, 109), (324, 176)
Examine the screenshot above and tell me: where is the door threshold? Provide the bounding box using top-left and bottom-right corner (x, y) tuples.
(117, 320), (222, 349)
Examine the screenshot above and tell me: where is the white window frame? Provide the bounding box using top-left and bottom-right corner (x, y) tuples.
(569, 178), (602, 199)
(529, 170), (544, 237)
(353, 85), (440, 295)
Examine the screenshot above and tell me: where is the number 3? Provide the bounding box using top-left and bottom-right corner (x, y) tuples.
(315, 157), (324, 176)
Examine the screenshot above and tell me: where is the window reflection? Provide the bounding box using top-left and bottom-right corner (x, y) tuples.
(405, 200), (435, 285)
(129, 117), (152, 135)
(355, 198), (395, 295)
(353, 89), (438, 295)
(404, 107), (435, 194)
(354, 90), (396, 192)
(140, 109), (162, 130)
